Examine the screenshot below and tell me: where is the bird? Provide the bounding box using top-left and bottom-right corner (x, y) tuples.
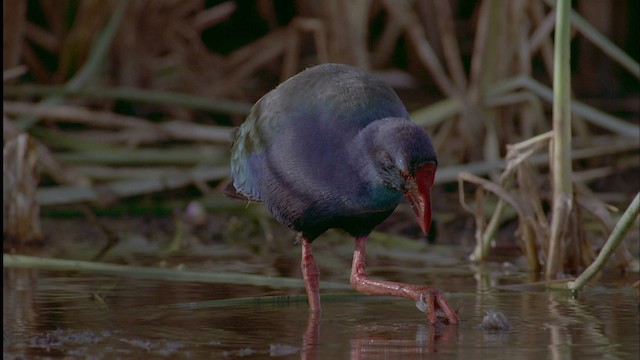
(225, 63), (458, 325)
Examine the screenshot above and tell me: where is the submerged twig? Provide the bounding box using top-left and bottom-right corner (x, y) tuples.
(163, 292), (390, 310)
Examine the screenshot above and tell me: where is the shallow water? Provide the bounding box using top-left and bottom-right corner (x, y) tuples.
(3, 266), (639, 359)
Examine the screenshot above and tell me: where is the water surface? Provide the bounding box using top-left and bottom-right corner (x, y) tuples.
(3, 266), (638, 359)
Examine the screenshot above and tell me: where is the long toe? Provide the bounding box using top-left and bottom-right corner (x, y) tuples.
(415, 290), (459, 324)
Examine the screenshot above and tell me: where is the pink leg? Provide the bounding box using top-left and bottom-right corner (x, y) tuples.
(301, 236), (321, 312)
(350, 236), (459, 324)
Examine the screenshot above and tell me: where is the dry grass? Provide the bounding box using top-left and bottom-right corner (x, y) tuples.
(3, 1), (639, 282)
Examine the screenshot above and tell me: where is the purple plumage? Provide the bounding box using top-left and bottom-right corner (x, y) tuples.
(225, 63), (458, 324)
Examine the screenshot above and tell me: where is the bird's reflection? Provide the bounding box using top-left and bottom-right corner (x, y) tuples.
(301, 312), (321, 360)
(301, 311), (457, 359)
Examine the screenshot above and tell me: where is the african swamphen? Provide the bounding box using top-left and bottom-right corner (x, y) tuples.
(225, 63), (458, 324)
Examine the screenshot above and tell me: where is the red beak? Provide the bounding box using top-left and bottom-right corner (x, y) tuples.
(405, 163), (436, 235)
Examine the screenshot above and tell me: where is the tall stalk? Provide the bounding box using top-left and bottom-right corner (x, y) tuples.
(546, 0), (573, 279)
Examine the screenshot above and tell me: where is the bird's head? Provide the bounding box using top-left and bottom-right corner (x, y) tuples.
(370, 119), (437, 235)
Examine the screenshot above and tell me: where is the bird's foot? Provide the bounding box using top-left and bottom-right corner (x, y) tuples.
(415, 290), (459, 325)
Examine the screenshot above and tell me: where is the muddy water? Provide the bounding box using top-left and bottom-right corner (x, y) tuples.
(3, 265), (638, 359)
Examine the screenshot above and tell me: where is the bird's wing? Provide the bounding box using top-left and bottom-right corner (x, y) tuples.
(229, 64), (410, 201)
(229, 101), (269, 201)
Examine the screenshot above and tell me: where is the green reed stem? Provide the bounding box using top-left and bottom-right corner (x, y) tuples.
(568, 193), (640, 291)
(546, 0), (573, 279)
(2, 254), (352, 290)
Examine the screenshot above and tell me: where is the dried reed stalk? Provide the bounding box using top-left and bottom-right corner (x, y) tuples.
(3, 134), (41, 243)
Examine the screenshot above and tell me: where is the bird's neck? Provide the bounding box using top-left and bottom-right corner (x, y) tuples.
(347, 119), (404, 209)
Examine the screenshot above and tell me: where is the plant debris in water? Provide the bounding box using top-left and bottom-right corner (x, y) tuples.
(480, 310), (510, 331)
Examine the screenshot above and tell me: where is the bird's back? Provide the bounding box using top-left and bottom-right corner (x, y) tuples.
(229, 64), (409, 238)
